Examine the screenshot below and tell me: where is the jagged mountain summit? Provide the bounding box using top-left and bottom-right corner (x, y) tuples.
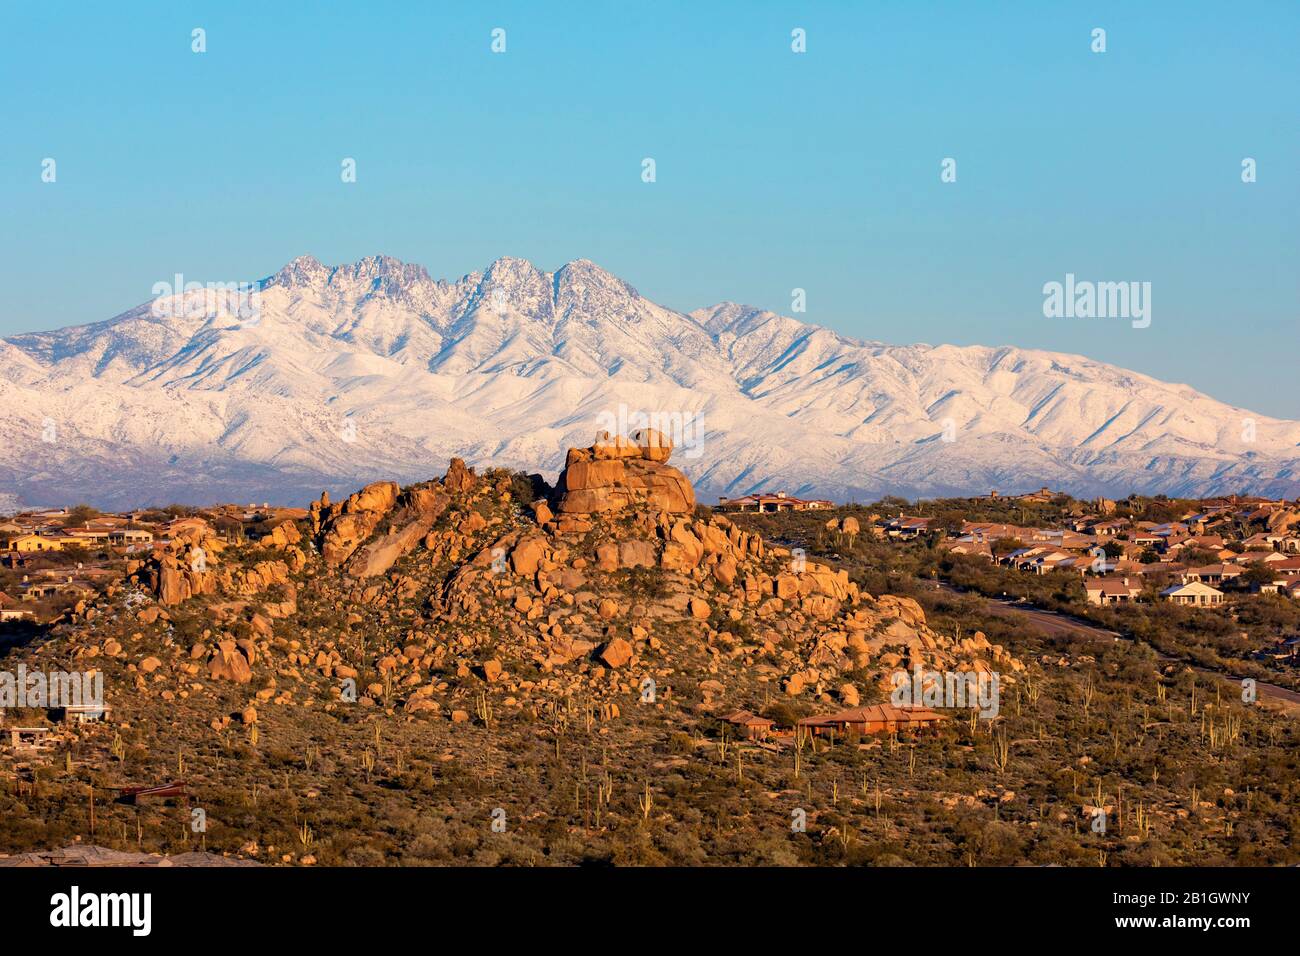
(1, 254), (1297, 508)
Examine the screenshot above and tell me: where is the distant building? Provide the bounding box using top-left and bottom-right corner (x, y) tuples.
(1160, 581), (1226, 606)
(721, 710), (775, 740)
(109, 529), (153, 546)
(60, 703), (111, 725)
(716, 492), (833, 513)
(1016, 487), (1059, 503)
(1179, 564), (1244, 586)
(977, 486), (1061, 503)
(885, 516), (932, 539)
(1085, 576), (1142, 606)
(6, 533), (68, 553)
(798, 704), (946, 736)
(0, 591), (33, 622)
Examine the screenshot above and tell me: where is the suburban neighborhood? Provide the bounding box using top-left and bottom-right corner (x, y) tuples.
(0, 503), (308, 625)
(865, 492), (1300, 609)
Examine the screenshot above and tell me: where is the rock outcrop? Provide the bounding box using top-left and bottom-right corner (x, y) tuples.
(207, 639), (254, 684)
(318, 480), (401, 566)
(345, 485), (450, 579)
(69, 443), (1022, 757)
(555, 429), (695, 514)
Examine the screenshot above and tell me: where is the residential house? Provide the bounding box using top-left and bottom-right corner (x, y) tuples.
(1266, 556), (1300, 578)
(1003, 547), (1079, 574)
(1013, 487), (1061, 503)
(715, 492), (835, 513)
(1180, 564), (1244, 587)
(798, 704), (946, 736)
(1234, 551), (1288, 567)
(721, 710), (775, 740)
(1168, 535), (1230, 557)
(1090, 519), (1129, 538)
(6, 532), (68, 553)
(884, 516), (932, 539)
(1085, 576), (1143, 606)
(0, 591), (33, 622)
(60, 703), (112, 725)
(1242, 532), (1285, 552)
(1160, 581), (1226, 606)
(1131, 531), (1167, 551)
(944, 539), (993, 560)
(108, 529), (153, 546)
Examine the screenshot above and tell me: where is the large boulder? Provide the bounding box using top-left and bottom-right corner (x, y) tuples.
(442, 458), (477, 494)
(599, 638), (634, 669)
(510, 536), (548, 575)
(319, 480), (401, 565)
(350, 480), (399, 515)
(631, 427), (673, 463)
(345, 487), (450, 579)
(208, 640), (253, 684)
(555, 432), (695, 515)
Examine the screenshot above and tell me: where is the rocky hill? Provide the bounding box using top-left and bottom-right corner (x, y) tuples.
(7, 439), (1296, 868)
(69, 430), (1014, 722)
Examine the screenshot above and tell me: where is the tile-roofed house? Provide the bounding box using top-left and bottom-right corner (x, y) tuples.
(1268, 556), (1300, 577)
(715, 493), (833, 513)
(1092, 520), (1133, 535)
(885, 516), (932, 539)
(1029, 552), (1083, 574)
(1004, 547), (1080, 574)
(797, 704), (946, 736)
(721, 710), (776, 739)
(943, 539), (994, 560)
(1112, 558), (1148, 575)
(1131, 531), (1166, 549)
(1234, 551), (1288, 566)
(1180, 564), (1244, 586)
(1160, 581), (1226, 606)
(1241, 532), (1280, 551)
(6, 532), (70, 553)
(1085, 576), (1143, 606)
(0, 591), (33, 622)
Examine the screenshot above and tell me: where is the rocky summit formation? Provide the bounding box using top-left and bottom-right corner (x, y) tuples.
(555, 429), (694, 516)
(46, 442), (1018, 725)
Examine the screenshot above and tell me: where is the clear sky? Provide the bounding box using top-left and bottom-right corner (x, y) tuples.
(2, 1), (1296, 416)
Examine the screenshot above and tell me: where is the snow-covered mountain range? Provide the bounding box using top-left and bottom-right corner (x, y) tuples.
(1, 254), (1296, 510)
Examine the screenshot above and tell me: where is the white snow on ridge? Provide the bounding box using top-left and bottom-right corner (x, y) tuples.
(1, 254), (1296, 509)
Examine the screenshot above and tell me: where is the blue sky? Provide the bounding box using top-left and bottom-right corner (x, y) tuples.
(2, 1), (1296, 416)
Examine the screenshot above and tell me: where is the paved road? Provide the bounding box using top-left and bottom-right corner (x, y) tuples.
(928, 581), (1300, 708)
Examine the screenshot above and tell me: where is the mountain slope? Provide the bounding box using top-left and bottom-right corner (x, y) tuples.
(1, 255), (1296, 508)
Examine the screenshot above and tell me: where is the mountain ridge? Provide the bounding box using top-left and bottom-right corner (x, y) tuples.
(1, 254), (1296, 509)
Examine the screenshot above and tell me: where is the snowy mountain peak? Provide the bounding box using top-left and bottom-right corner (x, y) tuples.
(1, 253), (1298, 509)
(478, 256), (550, 295)
(268, 254), (329, 289)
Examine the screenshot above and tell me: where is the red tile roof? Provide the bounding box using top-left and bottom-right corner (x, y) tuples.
(798, 704), (946, 727)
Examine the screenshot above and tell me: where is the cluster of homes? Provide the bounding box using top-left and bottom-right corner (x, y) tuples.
(875, 495), (1300, 609)
(1, 509), (161, 558)
(0, 503), (305, 622)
